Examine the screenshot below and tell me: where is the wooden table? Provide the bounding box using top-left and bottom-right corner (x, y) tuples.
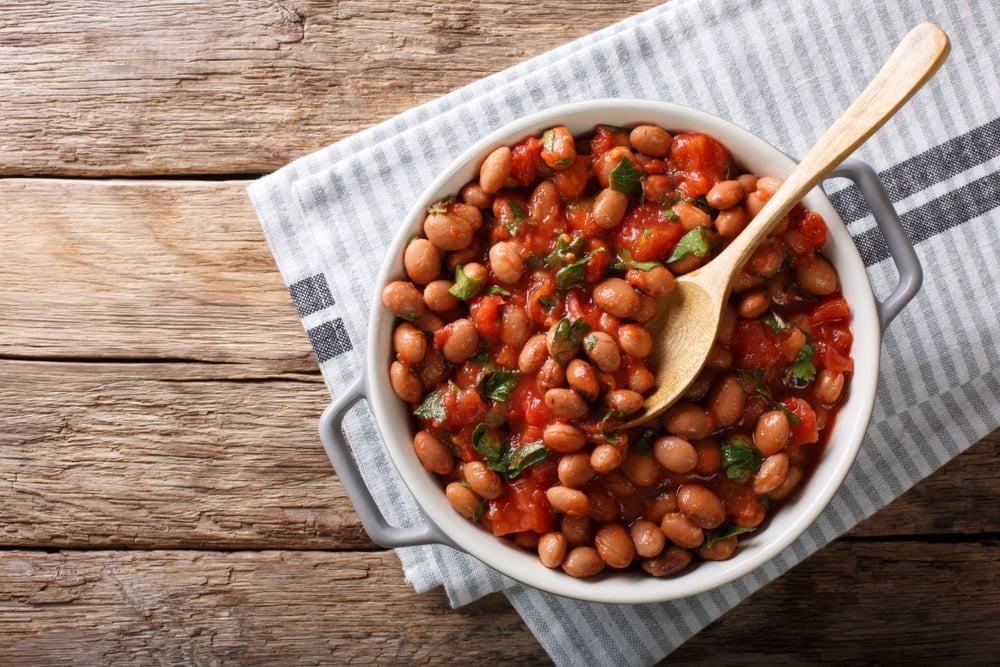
(1, 2), (996, 663)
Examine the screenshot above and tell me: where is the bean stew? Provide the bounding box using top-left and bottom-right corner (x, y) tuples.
(383, 123), (854, 578)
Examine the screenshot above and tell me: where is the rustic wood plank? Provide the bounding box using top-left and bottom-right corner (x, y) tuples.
(0, 179), (315, 370)
(1, 356), (996, 549)
(0, 0), (663, 176)
(0, 541), (996, 665)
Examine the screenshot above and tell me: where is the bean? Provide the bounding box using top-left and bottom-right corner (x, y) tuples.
(593, 278), (640, 319)
(627, 264), (675, 297)
(653, 436), (698, 473)
(782, 229), (811, 254)
(717, 304), (737, 345)
(499, 306), (531, 350)
(668, 251), (707, 275)
(537, 357), (566, 390)
(699, 536), (738, 561)
(479, 146), (512, 195)
(752, 453), (789, 495)
(641, 546), (692, 577)
(560, 515), (595, 547)
(393, 323), (427, 365)
(561, 546), (605, 578)
(631, 295), (660, 323)
(620, 451), (660, 487)
(629, 124), (672, 157)
(815, 369), (846, 404)
(488, 241), (524, 284)
(662, 402), (714, 439)
(659, 512), (704, 549)
(705, 343), (734, 369)
(707, 374), (746, 428)
(463, 461), (502, 500)
(515, 531), (539, 549)
(422, 280), (458, 313)
(605, 470), (637, 498)
(445, 481), (481, 519)
(630, 519), (666, 558)
(441, 319), (479, 364)
(736, 173), (759, 192)
(617, 324), (653, 358)
(756, 176), (784, 199)
(748, 242), (786, 277)
(423, 213), (473, 251)
(673, 200), (712, 231)
(529, 180), (560, 223)
(745, 191), (767, 218)
(445, 238), (482, 272)
(606, 390), (642, 416)
(587, 490), (620, 524)
(557, 452), (596, 488)
(594, 524), (635, 569)
(676, 484), (726, 529)
(715, 205), (748, 238)
(583, 332), (621, 372)
(754, 410), (790, 456)
(460, 182), (493, 210)
(412, 430), (453, 475)
(389, 361), (423, 402)
(694, 438), (722, 475)
(766, 271), (797, 307)
(566, 359), (600, 401)
(546, 486), (590, 516)
(592, 188), (630, 228)
(768, 465), (803, 501)
(382, 280), (425, 320)
(738, 290), (770, 318)
(627, 364), (655, 393)
(537, 532), (568, 568)
(518, 334), (548, 374)
(451, 202), (483, 230)
(545, 388), (589, 419)
(641, 491), (678, 523)
(598, 310), (620, 335)
(540, 126), (577, 169)
(461, 262), (487, 283)
(403, 239), (441, 285)
(684, 370), (715, 401)
(593, 146), (637, 188)
(543, 423), (586, 453)
(419, 348), (448, 387)
(706, 179), (747, 209)
(591, 443), (626, 473)
(796, 256), (838, 295)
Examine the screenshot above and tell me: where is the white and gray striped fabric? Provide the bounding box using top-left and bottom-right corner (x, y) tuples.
(247, 0), (1000, 663)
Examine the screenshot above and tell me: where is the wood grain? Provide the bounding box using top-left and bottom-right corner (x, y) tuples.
(0, 541), (995, 665)
(0, 179), (315, 370)
(0, 0), (663, 176)
(1, 355), (995, 549)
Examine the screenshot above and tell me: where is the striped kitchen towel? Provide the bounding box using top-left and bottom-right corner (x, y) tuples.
(247, 0), (1000, 664)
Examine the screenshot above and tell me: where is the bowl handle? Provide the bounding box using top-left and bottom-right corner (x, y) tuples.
(319, 374), (458, 549)
(830, 158), (923, 331)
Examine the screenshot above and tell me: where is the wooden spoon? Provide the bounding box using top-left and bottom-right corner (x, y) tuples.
(623, 22), (950, 429)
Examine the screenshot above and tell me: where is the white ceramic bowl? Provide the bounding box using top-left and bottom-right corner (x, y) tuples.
(322, 99), (919, 604)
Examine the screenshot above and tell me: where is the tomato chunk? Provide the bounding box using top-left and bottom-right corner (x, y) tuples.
(815, 340), (855, 373)
(782, 397), (819, 447)
(613, 203), (686, 261)
(810, 297), (851, 325)
(510, 136), (542, 187)
(730, 319), (782, 368)
(469, 295), (504, 339)
(669, 132), (732, 197)
(487, 472), (556, 536)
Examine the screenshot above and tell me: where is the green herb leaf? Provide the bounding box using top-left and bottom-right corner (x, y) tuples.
(599, 410), (626, 444)
(471, 499), (485, 523)
(790, 343), (817, 385)
(760, 311), (787, 333)
(427, 203), (448, 214)
(608, 156), (642, 194)
(484, 411), (506, 428)
(470, 339), (491, 366)
(541, 129), (556, 153)
(481, 369), (520, 403)
(506, 200), (528, 236)
(413, 389), (447, 422)
(662, 207), (680, 222)
(703, 523), (756, 549)
(721, 438), (762, 480)
(449, 264), (485, 301)
(629, 260), (660, 271)
(554, 157), (574, 167)
(499, 441), (549, 479)
(550, 317), (591, 364)
(471, 423), (504, 463)
(397, 312), (416, 322)
(738, 370), (803, 425)
(544, 235), (587, 268)
(556, 255), (590, 289)
(634, 427), (659, 456)
(687, 194), (714, 215)
(667, 227), (714, 263)
(486, 285), (511, 296)
(539, 296), (555, 311)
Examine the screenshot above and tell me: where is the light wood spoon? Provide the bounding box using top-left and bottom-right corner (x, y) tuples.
(623, 22), (950, 429)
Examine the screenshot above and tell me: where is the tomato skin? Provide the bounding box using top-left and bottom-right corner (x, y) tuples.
(469, 295), (504, 339)
(782, 397), (819, 447)
(613, 203), (687, 261)
(669, 132), (731, 197)
(810, 297), (851, 325)
(730, 319), (782, 368)
(635, 153), (668, 174)
(590, 125), (623, 158)
(510, 136), (542, 187)
(510, 377), (553, 428)
(814, 322), (853, 354)
(711, 476), (765, 525)
(815, 340), (854, 373)
(552, 156), (591, 200)
(487, 467), (556, 536)
(798, 210), (828, 246)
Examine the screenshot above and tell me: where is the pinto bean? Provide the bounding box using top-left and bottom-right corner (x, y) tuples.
(630, 294), (660, 323)
(592, 188), (630, 229)
(422, 279), (458, 313)
(566, 359), (600, 401)
(707, 374), (746, 428)
(518, 334), (549, 374)
(796, 256), (838, 295)
(620, 451), (660, 487)
(546, 486), (591, 516)
(527, 180), (560, 222)
(419, 348), (448, 387)
(706, 179), (747, 209)
(424, 213), (473, 251)
(641, 546), (692, 577)
(594, 524), (635, 569)
(464, 461), (502, 499)
(561, 546), (605, 578)
(560, 515), (595, 547)
(403, 239), (441, 285)
(745, 190), (767, 218)
(413, 430), (453, 475)
(752, 453), (789, 495)
(754, 410), (790, 456)
(756, 176), (784, 199)
(593, 146), (637, 188)
(627, 364), (655, 393)
(676, 484), (726, 529)
(662, 402), (714, 439)
(815, 368), (846, 404)
(382, 280), (425, 319)
(543, 423), (586, 453)
(705, 344), (734, 369)
(499, 305), (531, 349)
(451, 202), (483, 230)
(545, 388), (589, 419)
(629, 124), (672, 157)
(582, 332), (621, 372)
(630, 519), (666, 558)
(593, 278), (641, 319)
(489, 241), (524, 284)
(537, 532), (568, 568)
(715, 205), (748, 238)
(591, 443), (626, 473)
(617, 324), (653, 358)
(694, 438), (723, 475)
(441, 319), (479, 363)
(699, 536), (738, 561)
(393, 322), (427, 365)
(738, 290), (770, 318)
(736, 173), (758, 192)
(653, 436), (698, 473)
(605, 470), (637, 498)
(479, 146), (512, 195)
(389, 361), (422, 402)
(626, 264), (675, 297)
(768, 465), (803, 501)
(605, 389), (644, 415)
(558, 452), (596, 488)
(641, 491), (678, 523)
(673, 200), (712, 230)
(446, 481), (481, 519)
(537, 357), (566, 390)
(460, 182), (493, 209)
(717, 304), (737, 345)
(659, 512), (704, 549)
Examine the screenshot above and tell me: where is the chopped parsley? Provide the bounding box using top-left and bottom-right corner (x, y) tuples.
(608, 156), (642, 194)
(481, 369), (520, 402)
(413, 388), (447, 422)
(549, 317), (591, 364)
(471, 499), (485, 523)
(471, 423), (504, 462)
(427, 203), (448, 214)
(667, 226), (714, 263)
(633, 427), (659, 456)
(703, 524), (756, 549)
(662, 207), (680, 222)
(611, 248), (660, 272)
(544, 234), (587, 268)
(448, 264), (485, 301)
(760, 311), (788, 333)
(721, 438), (762, 480)
(556, 256), (590, 289)
(790, 343), (817, 385)
(539, 296), (555, 311)
(541, 129), (557, 153)
(738, 369), (803, 425)
(486, 285), (511, 296)
(598, 410), (626, 444)
(506, 200), (528, 235)
(495, 441), (549, 479)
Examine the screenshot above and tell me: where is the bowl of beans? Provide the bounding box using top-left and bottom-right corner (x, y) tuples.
(319, 99), (921, 603)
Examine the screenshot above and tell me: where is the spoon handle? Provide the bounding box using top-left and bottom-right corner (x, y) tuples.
(705, 22), (950, 281)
